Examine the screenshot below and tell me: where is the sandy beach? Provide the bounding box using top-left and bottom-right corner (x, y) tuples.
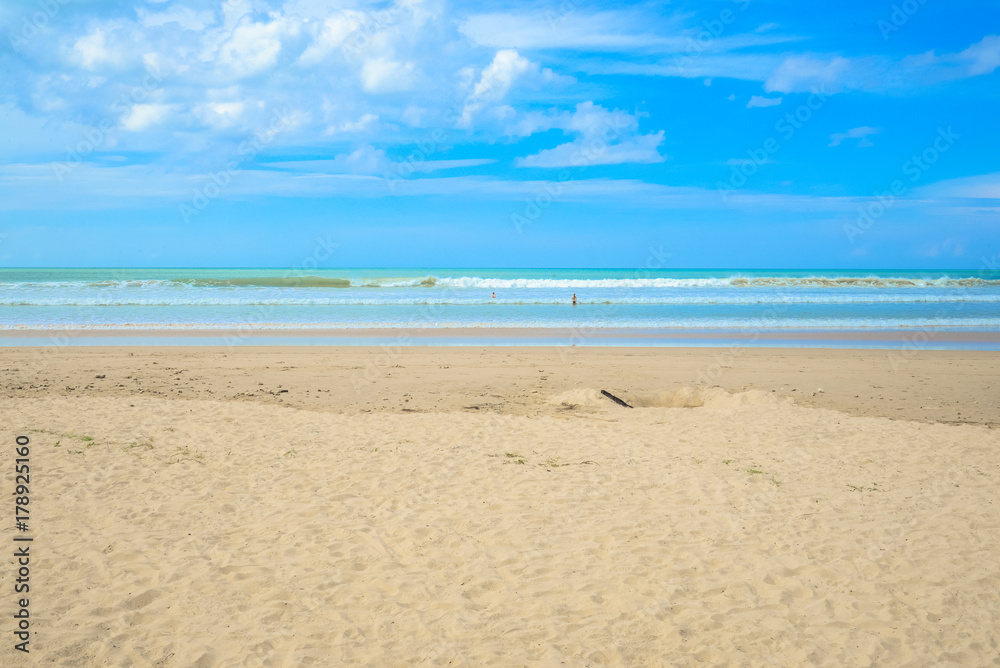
(7, 0), (1000, 663)
(2, 346), (998, 665)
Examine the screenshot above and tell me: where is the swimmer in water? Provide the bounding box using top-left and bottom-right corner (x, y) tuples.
(571, 293), (577, 305)
(491, 292), (496, 299)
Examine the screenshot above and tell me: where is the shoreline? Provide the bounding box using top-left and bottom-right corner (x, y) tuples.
(3, 326), (1000, 349)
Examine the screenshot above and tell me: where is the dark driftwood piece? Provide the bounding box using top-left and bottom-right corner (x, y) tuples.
(601, 390), (633, 408)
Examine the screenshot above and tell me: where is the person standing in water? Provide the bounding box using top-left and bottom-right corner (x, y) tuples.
(571, 293), (577, 305)
(491, 292), (496, 299)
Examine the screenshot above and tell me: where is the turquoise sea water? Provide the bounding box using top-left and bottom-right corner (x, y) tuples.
(1, 268), (999, 347)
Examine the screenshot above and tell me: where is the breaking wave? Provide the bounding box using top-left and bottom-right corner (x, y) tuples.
(3, 274), (1000, 291)
(3, 293), (1000, 306)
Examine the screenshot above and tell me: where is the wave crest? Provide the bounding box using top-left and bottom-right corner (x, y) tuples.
(3, 274), (1000, 291)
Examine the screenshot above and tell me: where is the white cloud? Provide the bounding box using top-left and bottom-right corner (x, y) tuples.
(579, 24), (1000, 97)
(338, 113), (379, 133)
(460, 12), (676, 51)
(299, 14), (359, 65)
(585, 54), (782, 83)
(829, 126), (881, 148)
(218, 17), (294, 77)
(518, 132), (665, 168)
(5, 1), (653, 169)
(458, 11), (796, 53)
(746, 95), (782, 108)
(514, 102), (665, 168)
(957, 34), (1000, 76)
(765, 35), (1000, 94)
(920, 172), (1000, 199)
(460, 49), (566, 127)
(9, 1), (579, 151)
(332, 145), (390, 174)
(764, 55), (853, 93)
(260, 145), (390, 175)
(459, 50), (533, 126)
(266, 155), (496, 175)
(199, 101), (246, 128)
(400, 106), (427, 126)
(361, 58), (416, 93)
(73, 29), (118, 70)
(15, 0), (994, 190)
(507, 101), (636, 138)
(121, 104), (172, 131)
(222, 0), (253, 31)
(411, 159), (496, 172)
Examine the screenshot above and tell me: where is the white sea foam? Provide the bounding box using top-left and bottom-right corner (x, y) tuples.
(3, 293), (1000, 306)
(3, 274), (1000, 291)
(427, 276), (1000, 289)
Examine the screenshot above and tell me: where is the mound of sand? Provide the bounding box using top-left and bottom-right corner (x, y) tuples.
(545, 387), (607, 407)
(631, 386), (789, 409)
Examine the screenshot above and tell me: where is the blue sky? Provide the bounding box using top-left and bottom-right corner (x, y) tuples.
(1, 0), (998, 268)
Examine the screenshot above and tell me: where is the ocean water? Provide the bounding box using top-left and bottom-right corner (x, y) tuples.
(1, 268), (999, 336)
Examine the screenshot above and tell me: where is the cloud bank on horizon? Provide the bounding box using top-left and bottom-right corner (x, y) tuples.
(0, 0), (998, 267)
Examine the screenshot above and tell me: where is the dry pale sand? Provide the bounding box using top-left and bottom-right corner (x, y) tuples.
(1, 347), (999, 666)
